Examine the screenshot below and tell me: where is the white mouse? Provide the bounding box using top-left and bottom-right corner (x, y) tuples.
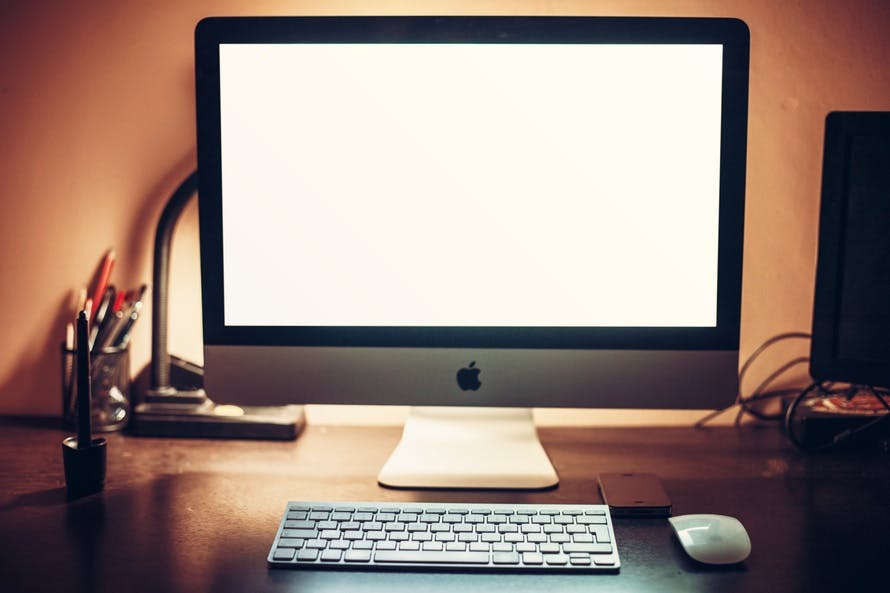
(668, 514), (751, 565)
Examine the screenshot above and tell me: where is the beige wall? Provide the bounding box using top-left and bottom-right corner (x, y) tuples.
(1, 0), (888, 421)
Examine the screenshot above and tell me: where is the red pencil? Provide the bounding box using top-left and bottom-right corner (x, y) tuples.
(89, 249), (116, 325)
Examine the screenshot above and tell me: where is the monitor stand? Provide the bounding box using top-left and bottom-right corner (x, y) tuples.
(378, 407), (559, 489)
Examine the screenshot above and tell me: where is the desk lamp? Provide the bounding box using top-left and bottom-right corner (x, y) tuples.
(129, 170), (304, 439)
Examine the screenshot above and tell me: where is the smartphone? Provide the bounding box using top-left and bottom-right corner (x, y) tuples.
(598, 472), (672, 518)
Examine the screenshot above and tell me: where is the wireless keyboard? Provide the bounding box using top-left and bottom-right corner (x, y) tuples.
(268, 501), (620, 572)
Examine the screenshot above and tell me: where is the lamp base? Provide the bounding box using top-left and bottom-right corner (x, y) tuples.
(129, 389), (304, 440)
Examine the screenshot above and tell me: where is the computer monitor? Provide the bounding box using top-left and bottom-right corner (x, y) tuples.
(195, 16), (749, 488)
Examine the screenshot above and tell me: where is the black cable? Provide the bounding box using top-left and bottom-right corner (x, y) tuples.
(737, 356), (810, 422)
(695, 332), (811, 428)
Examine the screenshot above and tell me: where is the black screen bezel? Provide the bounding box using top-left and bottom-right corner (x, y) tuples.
(195, 16), (749, 350)
(810, 111), (890, 387)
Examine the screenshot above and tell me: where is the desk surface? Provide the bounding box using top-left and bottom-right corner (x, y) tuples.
(1, 417), (888, 593)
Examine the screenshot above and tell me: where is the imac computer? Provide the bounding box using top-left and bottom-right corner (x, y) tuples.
(195, 16), (749, 489)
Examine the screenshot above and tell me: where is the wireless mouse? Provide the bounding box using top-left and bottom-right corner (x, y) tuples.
(668, 514), (751, 565)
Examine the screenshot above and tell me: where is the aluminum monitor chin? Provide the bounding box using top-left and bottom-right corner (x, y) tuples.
(195, 16), (748, 486)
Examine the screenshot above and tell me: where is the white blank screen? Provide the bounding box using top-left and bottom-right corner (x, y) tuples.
(219, 43), (723, 327)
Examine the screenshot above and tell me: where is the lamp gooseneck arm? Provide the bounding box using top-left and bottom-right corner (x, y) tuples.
(150, 170), (198, 391)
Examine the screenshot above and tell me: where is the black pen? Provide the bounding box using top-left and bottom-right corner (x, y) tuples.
(88, 285), (115, 350)
(76, 310), (92, 449)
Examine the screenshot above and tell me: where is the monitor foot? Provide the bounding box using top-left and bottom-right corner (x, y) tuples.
(378, 407), (559, 489)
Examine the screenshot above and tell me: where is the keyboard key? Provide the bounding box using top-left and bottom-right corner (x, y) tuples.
(400, 541), (421, 551)
(366, 531), (386, 541)
(566, 525), (586, 534)
(492, 552), (521, 565)
(544, 553), (569, 565)
(308, 511), (330, 520)
(321, 550), (342, 562)
(469, 542), (490, 552)
(297, 549), (319, 562)
(594, 556), (617, 567)
(539, 543), (560, 554)
(273, 548), (295, 561)
(352, 541), (373, 550)
(443, 514), (463, 523)
(376, 541), (397, 551)
(344, 550), (372, 563)
(522, 552), (544, 565)
(282, 528), (317, 539)
(277, 538), (303, 548)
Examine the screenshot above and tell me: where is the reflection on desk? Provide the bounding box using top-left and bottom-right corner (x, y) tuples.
(0, 417), (888, 593)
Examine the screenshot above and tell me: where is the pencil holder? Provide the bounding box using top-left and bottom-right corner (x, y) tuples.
(61, 343), (131, 432)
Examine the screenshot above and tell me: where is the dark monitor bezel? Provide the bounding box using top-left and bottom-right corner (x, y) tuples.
(810, 111), (890, 387)
(195, 16), (749, 351)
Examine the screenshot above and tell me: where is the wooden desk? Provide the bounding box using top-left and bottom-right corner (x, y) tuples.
(1, 416), (888, 593)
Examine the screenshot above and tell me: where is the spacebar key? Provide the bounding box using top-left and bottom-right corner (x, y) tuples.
(374, 551), (491, 564)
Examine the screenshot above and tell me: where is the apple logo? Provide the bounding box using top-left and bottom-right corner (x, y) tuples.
(456, 361), (482, 391)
